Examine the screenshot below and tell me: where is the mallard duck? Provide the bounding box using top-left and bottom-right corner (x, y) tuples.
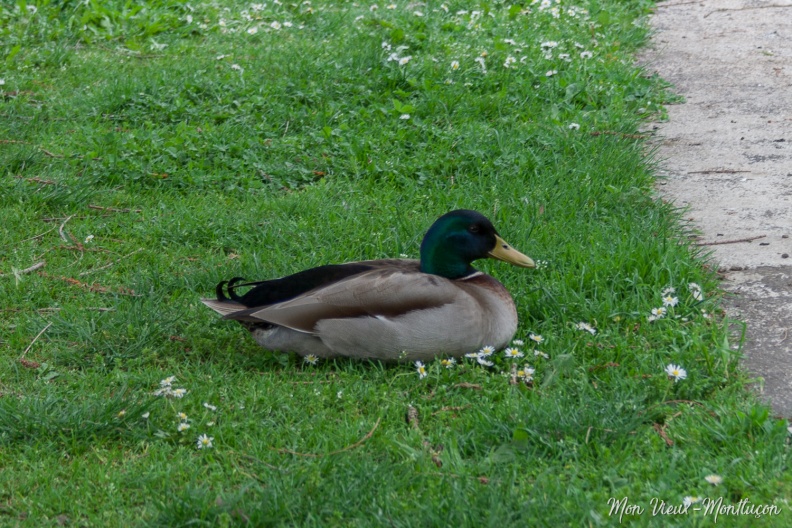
(202, 209), (534, 362)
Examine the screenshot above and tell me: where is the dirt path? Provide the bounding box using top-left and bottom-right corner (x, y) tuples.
(641, 1), (792, 417)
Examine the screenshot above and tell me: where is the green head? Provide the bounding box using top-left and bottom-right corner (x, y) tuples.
(419, 210), (535, 279)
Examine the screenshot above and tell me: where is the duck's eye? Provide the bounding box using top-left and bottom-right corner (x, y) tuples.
(468, 224), (481, 234)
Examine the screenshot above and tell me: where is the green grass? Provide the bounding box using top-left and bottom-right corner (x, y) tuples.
(1, 0), (790, 526)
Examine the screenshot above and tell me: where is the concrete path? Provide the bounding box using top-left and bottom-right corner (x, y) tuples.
(642, 1), (792, 417)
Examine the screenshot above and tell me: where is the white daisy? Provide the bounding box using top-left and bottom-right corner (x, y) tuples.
(196, 434), (214, 449)
(704, 474), (723, 485)
(662, 295), (679, 307)
(575, 322), (596, 334)
(477, 357), (494, 367)
(451, 60), (460, 70)
(683, 496), (701, 508)
(440, 358), (456, 369)
(203, 402), (217, 411)
(303, 354), (319, 365)
(529, 333), (544, 345)
(415, 361), (427, 379)
(504, 347), (524, 359)
(665, 364), (687, 382)
(517, 366), (535, 381)
(177, 422), (191, 432)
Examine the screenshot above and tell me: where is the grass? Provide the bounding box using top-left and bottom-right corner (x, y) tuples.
(1, 0), (790, 526)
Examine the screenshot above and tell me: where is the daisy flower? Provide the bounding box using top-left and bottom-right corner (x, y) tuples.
(663, 295), (679, 307)
(440, 358), (456, 369)
(503, 56), (517, 68)
(580, 51), (593, 59)
(196, 434), (214, 449)
(650, 307), (667, 320)
(177, 422), (191, 432)
(704, 474), (723, 485)
(477, 357), (494, 367)
(534, 350), (549, 359)
(203, 402), (217, 411)
(665, 364), (687, 382)
(545, 70), (558, 77)
(178, 412), (188, 421)
(479, 345), (495, 356)
(517, 366), (535, 381)
(504, 347), (524, 359)
(270, 21), (282, 30)
(474, 57), (487, 73)
(568, 123), (580, 130)
(451, 60), (460, 70)
(689, 282), (704, 301)
(399, 114), (410, 120)
(575, 322), (596, 334)
(415, 361), (428, 379)
(171, 388), (187, 398)
(398, 56), (412, 66)
(142, 412), (150, 420)
(662, 286), (676, 296)
(303, 354), (319, 365)
(161, 376), (176, 387)
(529, 333), (544, 345)
(683, 496), (701, 508)
(512, 339), (524, 346)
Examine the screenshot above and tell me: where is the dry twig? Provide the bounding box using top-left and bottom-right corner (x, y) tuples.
(37, 271), (140, 297)
(274, 417), (381, 457)
(20, 322), (53, 360)
(0, 261), (45, 278)
(78, 248), (144, 277)
(431, 405), (471, 416)
(652, 423), (674, 447)
(590, 130), (649, 140)
(687, 169), (750, 174)
(88, 204), (142, 213)
(58, 215), (74, 243)
(695, 235), (765, 246)
(454, 382), (482, 390)
(705, 4), (792, 18)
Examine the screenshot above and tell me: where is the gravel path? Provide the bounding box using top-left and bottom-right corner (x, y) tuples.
(642, 0), (792, 417)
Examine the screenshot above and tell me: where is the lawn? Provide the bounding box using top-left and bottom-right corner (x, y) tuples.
(1, 0), (790, 526)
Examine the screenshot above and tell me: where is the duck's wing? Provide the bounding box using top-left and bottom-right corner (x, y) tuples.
(214, 262), (461, 334)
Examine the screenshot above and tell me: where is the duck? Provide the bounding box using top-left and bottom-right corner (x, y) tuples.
(202, 209), (535, 362)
